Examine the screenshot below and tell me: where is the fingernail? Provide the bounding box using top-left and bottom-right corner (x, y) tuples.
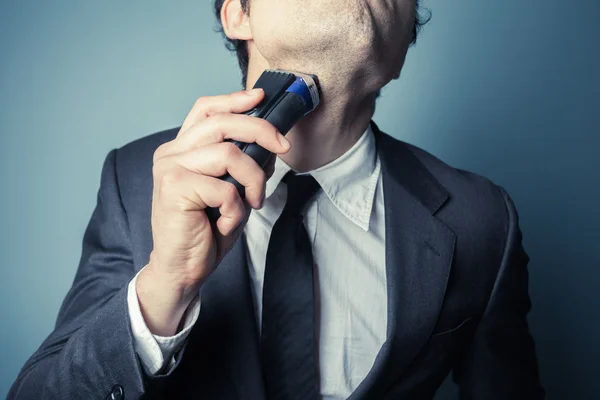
(245, 88), (263, 96)
(278, 132), (291, 150)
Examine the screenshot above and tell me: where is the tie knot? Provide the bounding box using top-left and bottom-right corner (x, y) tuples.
(282, 172), (321, 216)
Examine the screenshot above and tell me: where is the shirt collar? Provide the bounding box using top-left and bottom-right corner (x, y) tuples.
(265, 123), (380, 231)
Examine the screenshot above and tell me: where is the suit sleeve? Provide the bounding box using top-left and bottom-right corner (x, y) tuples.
(127, 266), (201, 375)
(451, 186), (545, 399)
(7, 149), (173, 399)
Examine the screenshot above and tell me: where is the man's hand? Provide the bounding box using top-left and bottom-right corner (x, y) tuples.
(136, 88), (291, 336)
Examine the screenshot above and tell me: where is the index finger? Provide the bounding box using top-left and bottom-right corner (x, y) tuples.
(180, 88), (264, 133)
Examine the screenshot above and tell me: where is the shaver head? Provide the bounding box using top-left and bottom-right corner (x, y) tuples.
(287, 72), (320, 113)
(250, 69), (321, 118)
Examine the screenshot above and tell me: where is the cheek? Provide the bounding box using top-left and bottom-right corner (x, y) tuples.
(249, 10), (319, 62)
(249, 1), (305, 32)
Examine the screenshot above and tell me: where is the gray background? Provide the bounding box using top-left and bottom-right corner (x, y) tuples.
(1, 0), (598, 398)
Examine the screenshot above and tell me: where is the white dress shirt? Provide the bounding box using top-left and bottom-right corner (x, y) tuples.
(127, 123), (388, 399)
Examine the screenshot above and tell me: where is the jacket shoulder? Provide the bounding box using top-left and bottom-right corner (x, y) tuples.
(406, 141), (509, 221)
(401, 141), (513, 258)
(109, 127), (179, 211)
(115, 127), (179, 171)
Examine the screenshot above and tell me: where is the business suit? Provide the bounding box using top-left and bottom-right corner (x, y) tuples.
(8, 121), (544, 399)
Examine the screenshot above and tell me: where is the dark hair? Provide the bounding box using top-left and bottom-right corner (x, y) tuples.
(213, 1), (430, 87)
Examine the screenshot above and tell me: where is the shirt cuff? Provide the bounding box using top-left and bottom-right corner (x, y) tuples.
(127, 265), (201, 375)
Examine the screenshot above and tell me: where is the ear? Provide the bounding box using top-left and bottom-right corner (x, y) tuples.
(221, 0), (253, 41)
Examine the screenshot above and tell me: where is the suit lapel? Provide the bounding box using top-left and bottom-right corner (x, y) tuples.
(349, 122), (456, 399)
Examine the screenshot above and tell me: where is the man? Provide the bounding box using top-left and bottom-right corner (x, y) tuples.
(9, 0), (545, 399)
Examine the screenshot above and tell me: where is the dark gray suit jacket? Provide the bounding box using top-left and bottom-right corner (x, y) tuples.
(8, 121), (544, 399)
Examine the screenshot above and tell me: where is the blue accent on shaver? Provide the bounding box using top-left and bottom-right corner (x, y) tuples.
(285, 77), (314, 111)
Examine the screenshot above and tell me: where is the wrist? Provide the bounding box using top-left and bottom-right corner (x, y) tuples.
(136, 263), (201, 336)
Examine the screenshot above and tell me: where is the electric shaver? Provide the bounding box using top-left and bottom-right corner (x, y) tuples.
(205, 69), (321, 222)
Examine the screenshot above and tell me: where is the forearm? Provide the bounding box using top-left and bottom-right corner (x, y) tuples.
(8, 287), (145, 399)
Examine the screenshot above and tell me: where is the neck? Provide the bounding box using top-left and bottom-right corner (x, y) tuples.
(281, 89), (377, 172)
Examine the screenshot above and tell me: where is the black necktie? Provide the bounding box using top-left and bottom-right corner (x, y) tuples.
(260, 172), (322, 400)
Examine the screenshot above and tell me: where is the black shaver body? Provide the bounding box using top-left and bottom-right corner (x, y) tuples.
(205, 69), (320, 222)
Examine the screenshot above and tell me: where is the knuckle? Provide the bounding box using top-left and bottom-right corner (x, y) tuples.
(153, 143), (169, 162)
(152, 159), (167, 178)
(153, 149), (161, 163)
(209, 113), (226, 132)
(221, 182), (239, 202)
(212, 129), (226, 144)
(159, 168), (184, 191)
(194, 96), (210, 109)
(226, 211), (243, 232)
(222, 142), (241, 159)
(220, 221), (236, 237)
(208, 114), (227, 142)
(230, 91), (245, 104)
(254, 118), (277, 138)
(233, 203), (244, 219)
(256, 168), (267, 189)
